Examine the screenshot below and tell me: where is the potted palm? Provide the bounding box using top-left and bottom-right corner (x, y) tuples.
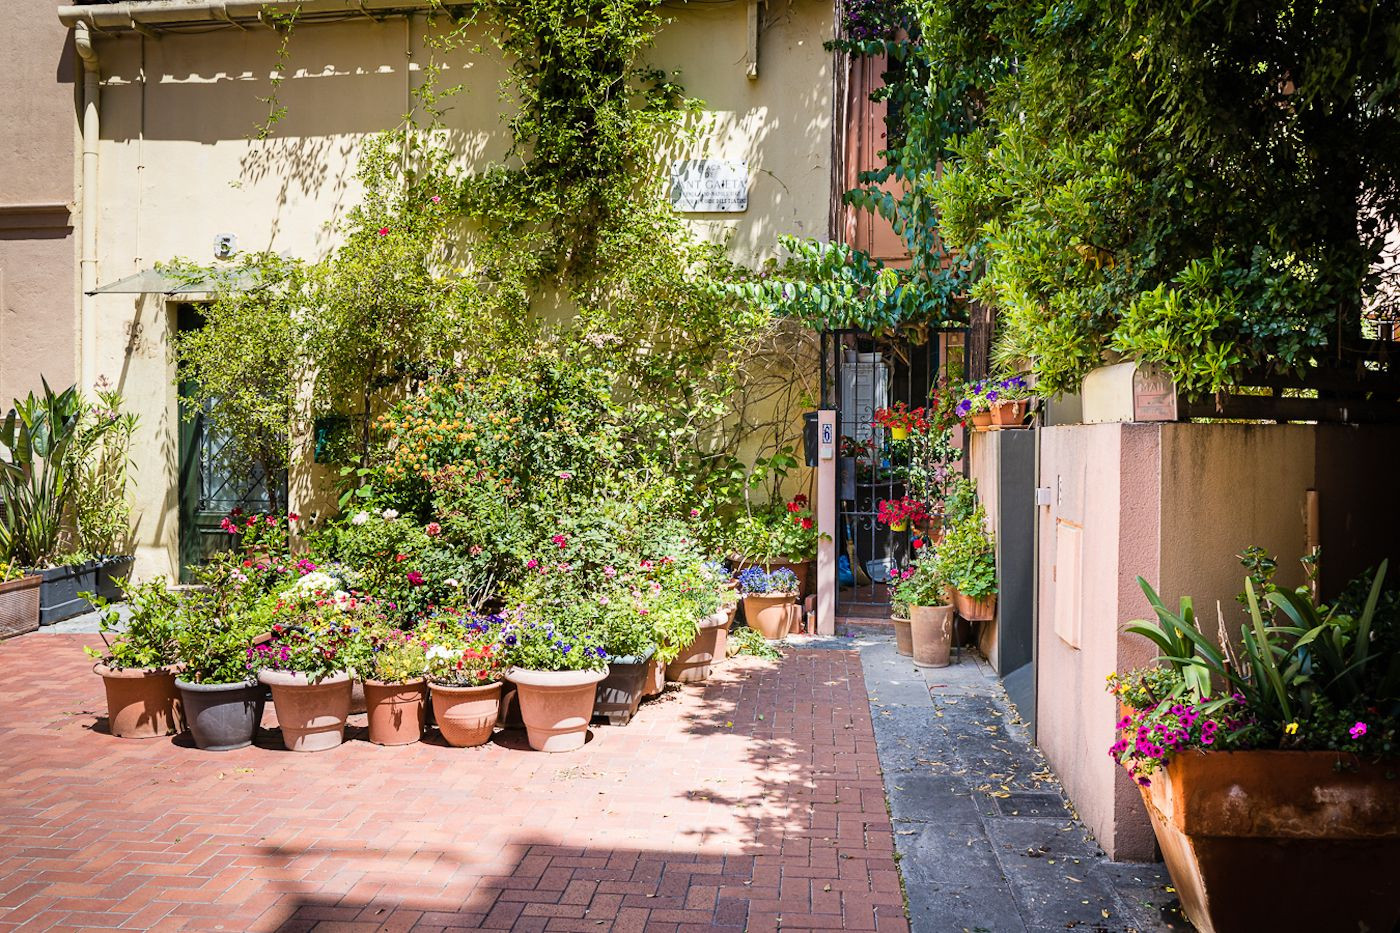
(425, 616), (505, 748)
(363, 622), (430, 746)
(501, 607), (609, 753)
(85, 580), (184, 739)
(247, 584), (372, 752)
(1110, 557), (1400, 933)
(941, 506), (998, 621)
(736, 566), (799, 641)
(901, 558), (953, 669)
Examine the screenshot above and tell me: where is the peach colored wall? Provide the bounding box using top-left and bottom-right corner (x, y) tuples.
(0, 0), (78, 403)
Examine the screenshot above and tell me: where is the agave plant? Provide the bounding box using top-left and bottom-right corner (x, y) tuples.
(0, 381), (84, 566)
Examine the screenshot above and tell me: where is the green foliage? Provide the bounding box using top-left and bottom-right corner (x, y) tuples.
(67, 390), (139, 557)
(934, 505), (996, 599)
(0, 381), (83, 566)
(730, 496), (819, 564)
(85, 579), (181, 671)
(499, 607), (609, 673)
(728, 624), (782, 660)
(891, 557), (946, 609)
(927, 0), (1400, 395)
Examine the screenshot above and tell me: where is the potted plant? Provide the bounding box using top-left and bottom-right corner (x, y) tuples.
(68, 388), (139, 601)
(0, 561), (41, 640)
(363, 622), (430, 746)
(1109, 558), (1400, 933)
(500, 608), (609, 753)
(876, 496), (928, 533)
(940, 506), (998, 621)
(736, 566), (799, 641)
(656, 557), (728, 685)
(954, 376), (1033, 432)
(872, 402), (929, 441)
(246, 585), (372, 752)
(592, 575), (658, 725)
(731, 495), (820, 599)
(172, 581), (267, 752)
(85, 580), (184, 739)
(887, 566), (915, 657)
(900, 559), (953, 668)
(425, 615), (505, 748)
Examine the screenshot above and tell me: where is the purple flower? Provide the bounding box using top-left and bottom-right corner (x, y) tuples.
(1350, 721), (1368, 739)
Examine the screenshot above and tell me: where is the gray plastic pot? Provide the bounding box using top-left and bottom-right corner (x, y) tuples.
(175, 678), (265, 751)
(594, 647), (656, 726)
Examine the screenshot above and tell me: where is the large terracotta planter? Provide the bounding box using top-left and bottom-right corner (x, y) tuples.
(595, 650), (654, 725)
(763, 558), (813, 601)
(176, 678), (263, 751)
(1139, 750), (1400, 933)
(969, 411), (993, 432)
(258, 670), (352, 752)
(909, 605), (954, 668)
(952, 588), (997, 622)
(742, 594), (796, 640)
(95, 663), (183, 738)
(891, 616), (913, 656)
(508, 668), (607, 752)
(989, 399), (1028, 428)
(666, 612), (727, 683)
(430, 681), (501, 748)
(643, 656), (666, 697)
(364, 679), (427, 746)
(0, 574), (41, 640)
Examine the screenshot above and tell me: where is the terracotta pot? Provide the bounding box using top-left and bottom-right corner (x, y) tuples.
(594, 651), (654, 725)
(94, 663), (184, 739)
(1139, 750), (1400, 933)
(763, 558), (813, 601)
(497, 683), (525, 729)
(989, 399), (1028, 428)
(430, 681), (502, 748)
(952, 589), (997, 622)
(508, 668), (607, 752)
(970, 411), (993, 432)
(363, 679), (427, 746)
(176, 678), (263, 751)
(642, 655), (666, 698)
(258, 670), (352, 752)
(742, 593), (796, 640)
(0, 574), (41, 640)
(891, 617), (913, 657)
(909, 605), (954, 668)
(666, 612), (727, 683)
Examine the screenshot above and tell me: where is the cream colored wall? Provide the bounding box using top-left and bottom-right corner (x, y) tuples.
(82, 2), (835, 580)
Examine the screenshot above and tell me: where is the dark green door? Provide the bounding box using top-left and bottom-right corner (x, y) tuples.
(176, 305), (288, 582)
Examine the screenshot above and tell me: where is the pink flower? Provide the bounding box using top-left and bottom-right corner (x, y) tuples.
(407, 571), (425, 587)
(430, 195), (442, 204)
(526, 559), (539, 570)
(552, 534), (568, 548)
(558, 562), (571, 572)
(377, 227), (390, 236)
(689, 508), (700, 518)
(1350, 721), (1368, 739)
(425, 522), (442, 537)
(603, 566), (617, 578)
(639, 559), (654, 571)
(469, 544), (483, 557)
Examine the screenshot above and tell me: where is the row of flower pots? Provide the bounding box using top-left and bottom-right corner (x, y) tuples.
(891, 587), (997, 668)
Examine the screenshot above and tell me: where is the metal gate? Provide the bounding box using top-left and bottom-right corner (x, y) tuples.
(820, 328), (962, 616)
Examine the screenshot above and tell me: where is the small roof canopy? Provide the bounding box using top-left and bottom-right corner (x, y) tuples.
(87, 267), (256, 296)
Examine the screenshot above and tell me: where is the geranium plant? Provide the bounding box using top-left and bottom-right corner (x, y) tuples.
(877, 496), (929, 530)
(221, 508), (299, 556)
(891, 559), (947, 609)
(732, 495), (820, 563)
(872, 402), (929, 435)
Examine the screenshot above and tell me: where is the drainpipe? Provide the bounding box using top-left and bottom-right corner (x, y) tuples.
(75, 22), (100, 391)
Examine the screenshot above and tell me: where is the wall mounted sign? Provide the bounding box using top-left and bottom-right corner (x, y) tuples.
(669, 159), (748, 213)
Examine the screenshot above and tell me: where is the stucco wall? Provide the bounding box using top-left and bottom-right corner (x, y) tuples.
(0, 0), (78, 402)
(73, 1), (835, 579)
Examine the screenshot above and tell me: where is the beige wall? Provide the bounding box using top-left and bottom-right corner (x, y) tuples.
(76, 1), (835, 579)
(1034, 421), (1400, 860)
(0, 0), (78, 402)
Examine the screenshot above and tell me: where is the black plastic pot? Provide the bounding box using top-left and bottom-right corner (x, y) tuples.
(96, 555), (134, 601)
(593, 651), (654, 726)
(38, 561), (99, 625)
(175, 679), (265, 751)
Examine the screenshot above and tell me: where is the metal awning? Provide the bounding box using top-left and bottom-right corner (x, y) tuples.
(87, 267), (255, 297)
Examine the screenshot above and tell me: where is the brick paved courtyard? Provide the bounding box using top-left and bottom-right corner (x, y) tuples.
(0, 634), (906, 933)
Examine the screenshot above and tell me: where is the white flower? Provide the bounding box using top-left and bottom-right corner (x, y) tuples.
(381, 509), (400, 521)
(425, 645), (461, 663)
(445, 578), (461, 588)
(351, 511), (370, 526)
(291, 571), (338, 595)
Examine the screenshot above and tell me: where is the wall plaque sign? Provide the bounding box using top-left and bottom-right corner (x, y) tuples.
(1132, 362), (1179, 422)
(669, 159), (748, 213)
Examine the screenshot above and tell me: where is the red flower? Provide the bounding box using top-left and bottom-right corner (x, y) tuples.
(800, 518), (814, 531)
(394, 553), (408, 563)
(407, 571), (425, 587)
(242, 559), (253, 567)
(912, 538), (925, 550)
(425, 522), (442, 537)
(793, 494), (808, 506)
(288, 512), (300, 522)
(787, 502), (801, 513)
(377, 227), (390, 236)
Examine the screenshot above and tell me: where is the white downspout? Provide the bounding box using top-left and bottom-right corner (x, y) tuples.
(74, 22), (99, 390)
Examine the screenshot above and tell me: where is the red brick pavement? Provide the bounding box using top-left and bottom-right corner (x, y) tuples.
(0, 635), (907, 932)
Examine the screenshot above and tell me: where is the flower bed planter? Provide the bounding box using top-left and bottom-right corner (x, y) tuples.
(952, 588), (996, 622)
(258, 670), (352, 752)
(891, 616), (913, 656)
(0, 574), (41, 640)
(95, 555), (134, 601)
(364, 679), (427, 746)
(429, 681), (501, 748)
(1139, 750), (1400, 933)
(508, 668), (606, 752)
(39, 561), (99, 625)
(95, 663), (183, 738)
(595, 649), (654, 725)
(742, 594), (795, 641)
(909, 605), (953, 668)
(176, 679), (264, 751)
(666, 612), (727, 683)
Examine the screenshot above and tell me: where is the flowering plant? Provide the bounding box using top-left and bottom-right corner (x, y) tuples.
(732, 495), (820, 563)
(953, 375), (1032, 419)
(876, 496), (928, 529)
(220, 508), (299, 555)
(872, 402), (929, 434)
(245, 587), (375, 680)
(891, 558), (947, 610)
(1108, 667), (1259, 785)
(498, 608), (609, 672)
(420, 615), (504, 686)
(735, 566), (799, 597)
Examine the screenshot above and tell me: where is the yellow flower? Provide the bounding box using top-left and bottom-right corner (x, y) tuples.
(1285, 722), (1299, 735)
